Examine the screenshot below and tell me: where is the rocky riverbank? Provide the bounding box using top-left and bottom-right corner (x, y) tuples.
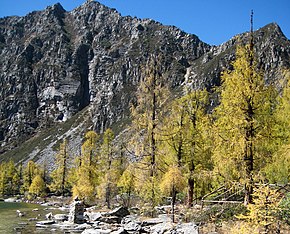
(4, 196), (198, 233)
(37, 201), (198, 234)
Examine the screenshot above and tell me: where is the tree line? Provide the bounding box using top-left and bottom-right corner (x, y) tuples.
(0, 43), (290, 227)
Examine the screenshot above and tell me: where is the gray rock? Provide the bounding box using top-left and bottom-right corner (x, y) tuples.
(98, 216), (120, 224)
(85, 212), (102, 222)
(68, 197), (85, 224)
(121, 215), (141, 232)
(4, 197), (17, 202)
(175, 222), (198, 234)
(104, 207), (130, 218)
(150, 222), (173, 234)
(45, 212), (53, 220)
(36, 220), (55, 225)
(54, 213), (68, 222)
(142, 218), (164, 226)
(111, 227), (129, 234)
(81, 228), (112, 234)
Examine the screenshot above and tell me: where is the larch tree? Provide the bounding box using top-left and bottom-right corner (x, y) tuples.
(213, 42), (274, 205)
(72, 130), (100, 203)
(0, 161), (21, 196)
(130, 55), (170, 209)
(265, 70), (290, 184)
(164, 90), (212, 207)
(231, 186), (282, 234)
(29, 174), (47, 198)
(117, 164), (136, 208)
(99, 128), (116, 209)
(22, 160), (42, 195)
(50, 139), (70, 196)
(160, 165), (186, 222)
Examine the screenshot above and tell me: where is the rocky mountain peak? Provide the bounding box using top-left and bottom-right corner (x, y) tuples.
(45, 2), (66, 14)
(0, 2), (289, 167)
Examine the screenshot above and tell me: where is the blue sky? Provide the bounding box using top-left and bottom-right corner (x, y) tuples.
(0, 0), (289, 45)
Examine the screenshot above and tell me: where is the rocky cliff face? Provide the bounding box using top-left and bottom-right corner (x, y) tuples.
(0, 1), (289, 164)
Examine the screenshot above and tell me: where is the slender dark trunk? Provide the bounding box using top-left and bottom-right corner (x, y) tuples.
(106, 183), (111, 209)
(187, 160), (195, 207)
(61, 142), (67, 196)
(127, 190), (131, 208)
(177, 112), (184, 167)
(151, 86), (156, 177)
(244, 14), (255, 205)
(150, 73), (157, 213)
(171, 187), (176, 223)
(106, 146), (112, 209)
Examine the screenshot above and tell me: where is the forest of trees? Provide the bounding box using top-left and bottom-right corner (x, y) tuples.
(0, 43), (290, 231)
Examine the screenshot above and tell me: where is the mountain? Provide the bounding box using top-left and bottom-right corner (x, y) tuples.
(0, 1), (289, 167)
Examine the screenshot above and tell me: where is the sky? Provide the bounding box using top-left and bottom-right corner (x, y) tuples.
(0, 0), (289, 45)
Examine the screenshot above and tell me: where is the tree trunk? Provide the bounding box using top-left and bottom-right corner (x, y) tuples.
(187, 177), (194, 207)
(172, 188), (176, 223)
(187, 160), (195, 207)
(106, 183), (111, 209)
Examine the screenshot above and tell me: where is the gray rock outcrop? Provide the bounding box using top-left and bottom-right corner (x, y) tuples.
(68, 197), (85, 224)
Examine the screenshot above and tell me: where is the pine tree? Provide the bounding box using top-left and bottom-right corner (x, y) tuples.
(213, 44), (274, 204)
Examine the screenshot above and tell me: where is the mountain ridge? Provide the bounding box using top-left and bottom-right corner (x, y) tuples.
(0, 1), (289, 167)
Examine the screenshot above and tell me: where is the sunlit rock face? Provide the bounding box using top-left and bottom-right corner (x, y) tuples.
(0, 0), (289, 163)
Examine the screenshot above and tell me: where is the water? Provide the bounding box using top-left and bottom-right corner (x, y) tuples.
(0, 201), (65, 234)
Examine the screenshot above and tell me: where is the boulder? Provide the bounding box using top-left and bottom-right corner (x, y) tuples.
(45, 212), (53, 220)
(104, 207), (130, 218)
(98, 216), (120, 224)
(85, 212), (102, 222)
(68, 197), (85, 224)
(175, 222), (198, 234)
(4, 197), (17, 202)
(36, 220), (55, 225)
(149, 222), (173, 234)
(121, 215), (141, 232)
(54, 213), (68, 222)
